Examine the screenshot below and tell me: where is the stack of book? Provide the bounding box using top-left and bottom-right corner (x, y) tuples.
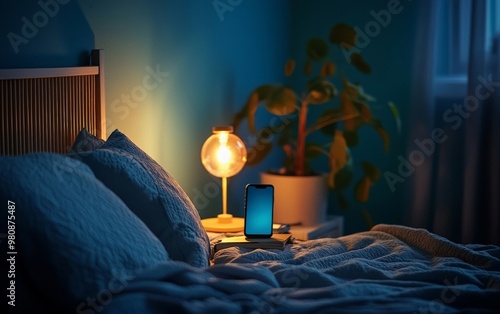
(213, 233), (292, 252)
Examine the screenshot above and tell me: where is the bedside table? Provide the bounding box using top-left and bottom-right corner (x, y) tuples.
(289, 215), (343, 240)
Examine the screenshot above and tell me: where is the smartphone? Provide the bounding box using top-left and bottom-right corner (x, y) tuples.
(244, 184), (274, 238)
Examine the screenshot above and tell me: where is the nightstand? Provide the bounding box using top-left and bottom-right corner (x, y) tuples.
(289, 215), (343, 240)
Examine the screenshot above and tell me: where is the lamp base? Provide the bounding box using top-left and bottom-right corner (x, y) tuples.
(201, 214), (244, 233)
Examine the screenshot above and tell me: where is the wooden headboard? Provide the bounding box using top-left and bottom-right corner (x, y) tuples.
(0, 49), (106, 156)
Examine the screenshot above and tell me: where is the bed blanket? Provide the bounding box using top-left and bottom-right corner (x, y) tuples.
(102, 224), (500, 313)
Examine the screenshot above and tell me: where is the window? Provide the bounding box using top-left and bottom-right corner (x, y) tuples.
(434, 0), (499, 98)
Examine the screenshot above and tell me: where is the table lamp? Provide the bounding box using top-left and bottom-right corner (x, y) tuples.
(200, 126), (247, 232)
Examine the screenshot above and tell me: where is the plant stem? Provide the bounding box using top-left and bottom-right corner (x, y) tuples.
(295, 96), (309, 176)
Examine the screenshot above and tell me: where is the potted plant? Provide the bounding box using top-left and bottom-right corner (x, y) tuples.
(233, 23), (399, 226)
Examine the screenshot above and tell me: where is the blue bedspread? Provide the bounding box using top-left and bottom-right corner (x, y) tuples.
(104, 224), (500, 313)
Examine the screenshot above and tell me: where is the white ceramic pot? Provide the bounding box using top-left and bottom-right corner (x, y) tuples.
(260, 172), (327, 226)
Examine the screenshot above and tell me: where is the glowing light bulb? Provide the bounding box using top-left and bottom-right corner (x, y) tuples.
(217, 145), (231, 164)
(201, 126), (247, 178)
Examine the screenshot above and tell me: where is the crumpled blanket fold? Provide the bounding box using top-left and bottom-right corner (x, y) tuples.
(103, 224), (500, 313)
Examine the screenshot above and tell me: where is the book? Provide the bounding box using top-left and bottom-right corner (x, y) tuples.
(214, 233), (292, 252)
(273, 223), (290, 234)
(289, 215), (343, 240)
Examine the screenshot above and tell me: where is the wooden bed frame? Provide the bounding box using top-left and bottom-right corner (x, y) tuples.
(0, 49), (106, 155)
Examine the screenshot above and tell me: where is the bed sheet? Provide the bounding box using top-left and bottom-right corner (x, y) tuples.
(103, 224), (500, 313)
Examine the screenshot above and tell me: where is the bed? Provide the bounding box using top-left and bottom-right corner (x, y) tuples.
(1, 50), (499, 314)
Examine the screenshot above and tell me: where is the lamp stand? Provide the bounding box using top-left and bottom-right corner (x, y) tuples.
(201, 177), (244, 233)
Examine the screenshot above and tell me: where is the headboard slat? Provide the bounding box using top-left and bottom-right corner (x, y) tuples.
(0, 49), (105, 156)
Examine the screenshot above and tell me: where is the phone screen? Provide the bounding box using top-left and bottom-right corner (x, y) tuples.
(244, 184), (274, 238)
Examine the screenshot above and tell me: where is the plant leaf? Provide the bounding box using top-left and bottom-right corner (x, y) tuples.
(308, 78), (336, 104)
(350, 53), (371, 74)
(304, 60), (312, 76)
(305, 142), (326, 158)
(245, 125), (277, 166)
(343, 117), (363, 133)
(336, 191), (349, 209)
(284, 59), (296, 77)
(264, 86), (298, 115)
(343, 130), (359, 147)
(233, 85), (297, 134)
(358, 102), (372, 122)
(355, 176), (371, 203)
(232, 107), (247, 131)
(388, 101), (401, 134)
(233, 90), (260, 132)
(375, 126), (390, 152)
(328, 130), (348, 189)
(247, 92), (260, 133)
(361, 161), (381, 182)
(329, 23), (356, 46)
(333, 161), (354, 190)
(307, 38), (329, 61)
(340, 91), (362, 132)
(342, 77), (375, 102)
(328, 172), (335, 189)
(370, 119), (390, 152)
(320, 60), (336, 77)
(330, 131), (349, 168)
(362, 208), (374, 229)
(317, 108), (342, 135)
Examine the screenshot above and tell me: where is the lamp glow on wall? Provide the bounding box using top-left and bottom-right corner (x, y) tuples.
(201, 126), (247, 232)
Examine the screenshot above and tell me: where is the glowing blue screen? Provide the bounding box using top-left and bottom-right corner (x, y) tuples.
(245, 185), (273, 236)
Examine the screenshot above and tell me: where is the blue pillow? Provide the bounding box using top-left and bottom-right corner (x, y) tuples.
(0, 153), (168, 311)
(73, 130), (211, 268)
(68, 128), (105, 153)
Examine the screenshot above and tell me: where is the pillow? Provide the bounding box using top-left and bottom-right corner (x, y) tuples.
(72, 129), (211, 268)
(68, 127), (105, 153)
(0, 153), (168, 311)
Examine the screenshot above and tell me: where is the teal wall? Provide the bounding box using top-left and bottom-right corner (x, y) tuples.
(1, 0), (420, 234)
(0, 0), (93, 67)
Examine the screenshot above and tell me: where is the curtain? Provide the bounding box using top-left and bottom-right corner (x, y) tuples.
(405, 1), (438, 231)
(406, 0), (500, 245)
